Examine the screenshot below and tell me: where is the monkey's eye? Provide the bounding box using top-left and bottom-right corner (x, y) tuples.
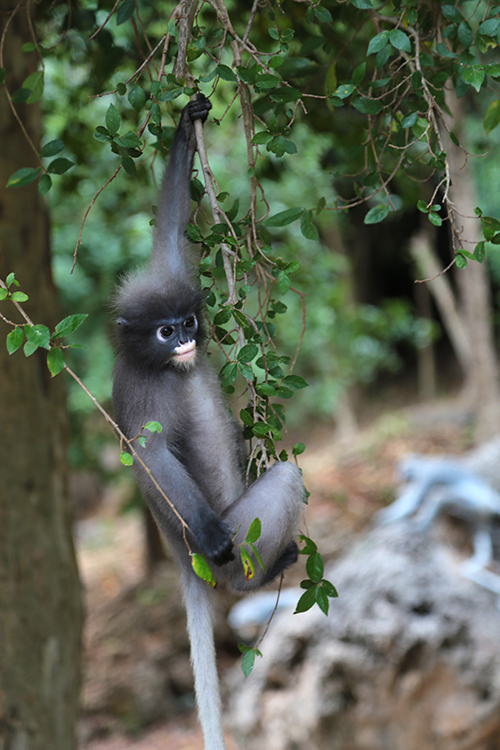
(156, 325), (175, 342)
(184, 316), (197, 329)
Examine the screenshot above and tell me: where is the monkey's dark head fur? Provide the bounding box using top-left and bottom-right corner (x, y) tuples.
(115, 278), (206, 372)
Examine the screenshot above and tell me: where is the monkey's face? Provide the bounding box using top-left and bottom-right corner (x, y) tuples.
(116, 285), (205, 372)
(156, 314), (199, 369)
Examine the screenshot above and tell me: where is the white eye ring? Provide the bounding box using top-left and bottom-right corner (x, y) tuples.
(157, 325), (174, 342)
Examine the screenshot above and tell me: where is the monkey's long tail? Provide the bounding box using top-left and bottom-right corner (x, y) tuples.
(181, 568), (227, 750)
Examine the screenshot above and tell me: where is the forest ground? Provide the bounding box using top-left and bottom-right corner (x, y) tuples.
(76, 395), (474, 750)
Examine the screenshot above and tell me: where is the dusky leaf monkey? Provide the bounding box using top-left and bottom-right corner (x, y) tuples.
(112, 94), (305, 750)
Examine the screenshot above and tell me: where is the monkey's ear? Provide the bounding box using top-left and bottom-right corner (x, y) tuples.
(117, 317), (129, 327)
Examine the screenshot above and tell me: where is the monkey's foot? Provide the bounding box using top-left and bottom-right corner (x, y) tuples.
(262, 541), (299, 585)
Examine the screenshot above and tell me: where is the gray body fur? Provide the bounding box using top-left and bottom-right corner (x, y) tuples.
(112, 96), (304, 750)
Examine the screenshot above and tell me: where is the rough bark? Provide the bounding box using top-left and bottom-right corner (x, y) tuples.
(0, 4), (83, 749)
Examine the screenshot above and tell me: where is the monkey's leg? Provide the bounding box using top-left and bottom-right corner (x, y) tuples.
(180, 565), (227, 750)
(222, 461), (305, 592)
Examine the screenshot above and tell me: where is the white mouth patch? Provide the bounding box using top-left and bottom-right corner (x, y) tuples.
(173, 340), (196, 363)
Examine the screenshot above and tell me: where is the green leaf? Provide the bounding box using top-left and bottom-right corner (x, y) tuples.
(237, 344), (258, 362)
(266, 207), (304, 227)
(388, 29), (411, 53)
(253, 421), (272, 437)
(417, 200), (429, 213)
(315, 586), (330, 615)
(10, 291), (28, 302)
(214, 306), (232, 325)
(40, 139), (64, 157)
(306, 552), (324, 583)
(121, 154), (136, 175)
(294, 585), (317, 613)
(479, 18), (500, 36)
(23, 71), (44, 103)
(485, 63), (500, 78)
(350, 0), (373, 7)
(6, 273), (16, 288)
(450, 131), (460, 146)
(53, 313), (88, 338)
(268, 55), (285, 69)
(106, 103), (121, 136)
(462, 65), (485, 92)
(116, 132), (142, 149)
(442, 4), (463, 23)
(239, 409), (254, 427)
(255, 383), (277, 397)
(283, 374), (308, 390)
(38, 174), (52, 195)
(484, 100), (500, 134)
(474, 241), (486, 262)
(292, 442), (305, 455)
(314, 6), (333, 23)
(252, 131), (272, 145)
(240, 547), (255, 581)
(6, 328), (24, 354)
(367, 30), (390, 55)
(120, 451), (133, 466)
(269, 87), (301, 103)
(245, 518), (262, 544)
(238, 361), (254, 380)
(255, 73), (281, 91)
(215, 64), (237, 82)
(455, 253), (468, 269)
(241, 647), (261, 678)
(401, 112), (418, 128)
(481, 216), (500, 241)
(428, 212), (442, 227)
(47, 347), (65, 376)
(219, 361), (238, 385)
(116, 0), (135, 25)
(458, 22), (473, 47)
(364, 204), (389, 224)
(11, 88), (31, 103)
(47, 158), (75, 175)
(23, 340), (38, 357)
(334, 84), (354, 100)
(352, 97), (383, 115)
(300, 210), (319, 241)
(144, 420), (163, 433)
(186, 223), (203, 243)
(277, 270), (291, 294)
(299, 534), (318, 554)
(321, 579), (338, 598)
(25, 324), (50, 350)
(6, 167), (41, 188)
(375, 45), (392, 69)
(128, 84), (146, 111)
(192, 553), (216, 586)
(352, 62), (366, 87)
(247, 542), (265, 571)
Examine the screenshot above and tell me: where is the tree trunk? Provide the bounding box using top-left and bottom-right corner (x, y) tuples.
(444, 93), (500, 441)
(0, 5), (83, 749)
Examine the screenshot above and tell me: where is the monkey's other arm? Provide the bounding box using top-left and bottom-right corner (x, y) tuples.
(133, 434), (235, 566)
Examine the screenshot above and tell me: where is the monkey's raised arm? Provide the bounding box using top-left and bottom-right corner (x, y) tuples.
(152, 95), (211, 281)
